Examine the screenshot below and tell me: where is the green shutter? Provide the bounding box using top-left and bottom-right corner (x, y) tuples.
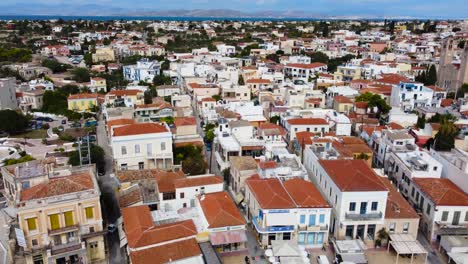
(50, 214), (60, 230)
(64, 211), (74, 227)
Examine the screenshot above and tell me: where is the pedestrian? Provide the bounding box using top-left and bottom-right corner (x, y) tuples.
(245, 255), (250, 263)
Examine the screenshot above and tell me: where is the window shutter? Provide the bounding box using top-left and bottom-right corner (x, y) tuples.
(64, 211), (74, 227)
(27, 218), (37, 231)
(50, 214), (60, 230)
(85, 207), (94, 219)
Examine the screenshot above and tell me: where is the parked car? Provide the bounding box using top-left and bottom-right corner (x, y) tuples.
(61, 119), (67, 125)
(107, 224), (117, 233)
(84, 119), (98, 127)
(35, 116), (53, 122)
(70, 122), (81, 128)
(317, 255), (330, 264)
(57, 126), (64, 132)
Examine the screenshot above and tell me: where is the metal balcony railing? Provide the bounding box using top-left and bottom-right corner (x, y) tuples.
(345, 212), (382, 221)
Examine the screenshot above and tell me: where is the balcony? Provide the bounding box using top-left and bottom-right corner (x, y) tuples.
(298, 225), (328, 232)
(49, 224), (79, 235)
(345, 212), (382, 221)
(51, 240), (82, 256)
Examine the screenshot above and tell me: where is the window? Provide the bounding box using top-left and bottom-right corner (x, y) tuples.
(371, 202), (378, 211)
(441, 211), (449, 222)
(319, 214), (325, 224)
(134, 144), (140, 154)
(85, 207), (94, 219)
(180, 192), (185, 199)
(183, 203), (187, 208)
(389, 222), (396, 233)
(415, 192), (420, 202)
(411, 187), (415, 197)
(349, 202), (356, 211)
(283, 232), (291, 240)
(426, 204), (431, 215)
(300, 215), (306, 224)
(433, 166), (437, 171)
(49, 214), (60, 230)
(121, 146), (127, 155)
(121, 164), (128, 170)
(403, 222), (409, 233)
(89, 227), (95, 233)
(147, 143), (152, 155)
(64, 211), (74, 227)
(309, 214), (316, 226)
(465, 212), (468, 222)
(27, 217), (37, 231)
(329, 187), (332, 197)
(161, 142), (166, 151)
(32, 239), (38, 247)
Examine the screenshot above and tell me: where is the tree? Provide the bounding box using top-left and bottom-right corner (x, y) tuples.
(182, 156), (207, 175)
(322, 23), (329, 37)
(153, 74), (172, 86)
(238, 74), (245, 85)
(0, 110), (30, 134)
(205, 129), (215, 144)
(68, 144), (106, 173)
(456, 83), (468, 99)
(266, 53), (279, 63)
(355, 92), (391, 116)
(71, 68), (90, 83)
(309, 52), (329, 64)
(160, 116), (174, 125)
(42, 59), (71, 73)
(426, 65), (437, 86)
(270, 116), (280, 124)
(4, 154), (35, 165)
(433, 117), (458, 151)
(416, 115), (426, 129)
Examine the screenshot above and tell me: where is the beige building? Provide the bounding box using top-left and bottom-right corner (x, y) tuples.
(92, 47), (115, 63)
(334, 66), (362, 83)
(2, 162), (105, 264)
(438, 37), (468, 92)
(229, 156), (257, 194)
(19, 89), (44, 112)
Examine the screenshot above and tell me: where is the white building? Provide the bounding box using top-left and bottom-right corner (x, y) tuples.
(111, 123), (173, 170)
(303, 158), (388, 242)
(123, 59), (161, 83)
(283, 118), (330, 142)
(390, 82), (440, 111)
(408, 178), (468, 242)
(431, 148), (468, 193)
(387, 150), (442, 197)
(245, 177), (331, 248)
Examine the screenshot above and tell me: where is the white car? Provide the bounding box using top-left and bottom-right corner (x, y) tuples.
(317, 255), (330, 264)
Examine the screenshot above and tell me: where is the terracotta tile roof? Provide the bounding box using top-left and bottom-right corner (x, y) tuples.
(108, 89), (141, 96)
(319, 160), (387, 192)
(155, 171), (186, 193)
(413, 178), (468, 206)
(441, 98), (453, 107)
(188, 83), (219, 89)
(246, 78), (271, 84)
(388, 122), (404, 130)
(286, 62), (327, 69)
(106, 118), (136, 132)
(130, 238), (202, 264)
(376, 74), (410, 85)
(258, 123), (286, 136)
(287, 118), (328, 126)
(258, 161), (277, 170)
(174, 117), (196, 127)
(201, 97), (216, 102)
(118, 188), (143, 208)
(20, 172), (94, 201)
(283, 178), (330, 208)
(135, 101), (172, 110)
(246, 177), (295, 209)
(334, 95), (353, 104)
(295, 131), (316, 146)
(117, 169), (184, 182)
(427, 85), (445, 92)
(173, 175), (223, 189)
(378, 178), (419, 219)
(199, 191), (245, 228)
(355, 101), (368, 109)
(113, 123), (168, 137)
(230, 156), (258, 171)
(122, 206), (197, 249)
(68, 93), (99, 100)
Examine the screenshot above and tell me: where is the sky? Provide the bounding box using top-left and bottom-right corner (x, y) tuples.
(0, 0), (467, 18)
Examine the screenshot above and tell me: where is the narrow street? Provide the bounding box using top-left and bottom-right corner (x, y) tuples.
(96, 115), (126, 264)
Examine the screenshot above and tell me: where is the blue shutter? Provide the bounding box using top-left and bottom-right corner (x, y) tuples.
(300, 215), (306, 224)
(309, 214), (316, 226)
(319, 214), (325, 224)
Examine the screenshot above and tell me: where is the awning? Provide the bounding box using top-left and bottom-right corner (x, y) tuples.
(210, 230), (247, 246)
(234, 193), (244, 204)
(341, 253), (368, 264)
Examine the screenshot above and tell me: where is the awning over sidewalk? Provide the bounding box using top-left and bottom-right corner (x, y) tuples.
(210, 230), (247, 246)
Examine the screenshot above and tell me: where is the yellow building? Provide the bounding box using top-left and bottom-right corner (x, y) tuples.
(2, 163), (106, 264)
(92, 47), (115, 63)
(334, 65), (362, 83)
(68, 93), (100, 112)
